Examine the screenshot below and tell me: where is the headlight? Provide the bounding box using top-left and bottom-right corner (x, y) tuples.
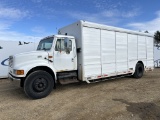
(9, 56), (13, 68)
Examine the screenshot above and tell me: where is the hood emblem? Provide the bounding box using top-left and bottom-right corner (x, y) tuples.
(37, 56), (42, 58)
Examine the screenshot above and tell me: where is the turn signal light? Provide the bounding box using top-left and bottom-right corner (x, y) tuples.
(16, 70), (24, 75)
(48, 56), (53, 58)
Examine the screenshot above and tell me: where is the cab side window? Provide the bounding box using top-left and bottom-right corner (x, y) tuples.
(55, 39), (61, 51)
(55, 38), (72, 51)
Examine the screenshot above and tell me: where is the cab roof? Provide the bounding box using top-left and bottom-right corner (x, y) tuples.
(41, 35), (75, 40)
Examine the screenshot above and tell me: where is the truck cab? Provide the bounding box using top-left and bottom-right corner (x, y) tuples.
(9, 35), (77, 99)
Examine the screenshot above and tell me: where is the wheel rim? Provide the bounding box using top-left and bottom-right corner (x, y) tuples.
(33, 77), (48, 92)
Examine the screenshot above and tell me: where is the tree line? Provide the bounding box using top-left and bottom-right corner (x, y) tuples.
(154, 31), (160, 47)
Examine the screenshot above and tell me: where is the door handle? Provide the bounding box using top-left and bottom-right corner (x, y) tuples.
(71, 58), (74, 62)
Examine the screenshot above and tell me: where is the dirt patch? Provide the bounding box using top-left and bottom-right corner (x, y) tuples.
(113, 99), (160, 120)
(0, 69), (160, 120)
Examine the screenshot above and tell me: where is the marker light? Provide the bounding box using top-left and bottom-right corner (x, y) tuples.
(14, 70), (24, 75)
(48, 56), (53, 58)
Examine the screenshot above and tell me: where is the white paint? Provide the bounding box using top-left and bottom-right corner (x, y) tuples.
(54, 38), (77, 71)
(138, 36), (146, 59)
(128, 34), (138, 60)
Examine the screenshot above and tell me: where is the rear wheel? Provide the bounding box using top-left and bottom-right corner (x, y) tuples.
(24, 70), (54, 99)
(133, 63), (144, 78)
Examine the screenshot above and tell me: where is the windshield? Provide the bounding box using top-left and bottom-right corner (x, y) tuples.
(37, 37), (54, 51)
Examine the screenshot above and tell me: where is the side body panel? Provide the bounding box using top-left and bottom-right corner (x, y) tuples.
(146, 37), (154, 68)
(116, 32), (128, 74)
(83, 27), (101, 77)
(101, 30), (116, 76)
(128, 34), (138, 71)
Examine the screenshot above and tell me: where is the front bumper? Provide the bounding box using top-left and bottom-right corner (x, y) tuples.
(8, 73), (21, 81)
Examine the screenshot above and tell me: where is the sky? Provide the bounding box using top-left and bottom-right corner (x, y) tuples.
(0, 0), (160, 41)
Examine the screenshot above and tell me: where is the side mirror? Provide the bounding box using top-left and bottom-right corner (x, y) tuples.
(77, 48), (81, 53)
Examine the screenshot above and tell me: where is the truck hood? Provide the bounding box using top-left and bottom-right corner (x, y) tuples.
(12, 51), (49, 68)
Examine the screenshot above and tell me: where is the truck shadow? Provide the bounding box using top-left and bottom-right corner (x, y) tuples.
(113, 99), (160, 120)
(3, 74), (149, 100)
(55, 76), (131, 91)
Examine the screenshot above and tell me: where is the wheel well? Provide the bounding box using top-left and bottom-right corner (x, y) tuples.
(137, 61), (144, 68)
(21, 66), (56, 88)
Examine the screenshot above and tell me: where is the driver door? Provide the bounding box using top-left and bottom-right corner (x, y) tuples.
(54, 37), (76, 71)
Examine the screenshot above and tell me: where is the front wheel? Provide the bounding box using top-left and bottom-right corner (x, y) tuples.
(133, 63), (144, 79)
(24, 70), (54, 99)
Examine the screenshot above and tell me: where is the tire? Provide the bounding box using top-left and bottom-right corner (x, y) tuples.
(24, 70), (54, 99)
(133, 63), (144, 79)
(20, 78), (25, 88)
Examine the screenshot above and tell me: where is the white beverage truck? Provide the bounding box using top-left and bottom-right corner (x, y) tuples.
(8, 20), (154, 99)
(0, 40), (36, 78)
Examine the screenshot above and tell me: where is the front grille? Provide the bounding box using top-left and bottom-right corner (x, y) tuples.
(9, 56), (13, 68)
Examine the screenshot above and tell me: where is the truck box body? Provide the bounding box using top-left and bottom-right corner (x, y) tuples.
(59, 21), (154, 81)
(0, 40), (36, 78)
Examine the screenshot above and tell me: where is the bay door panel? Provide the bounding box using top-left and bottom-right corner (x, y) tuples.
(101, 30), (116, 76)
(83, 27), (101, 78)
(116, 32), (128, 73)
